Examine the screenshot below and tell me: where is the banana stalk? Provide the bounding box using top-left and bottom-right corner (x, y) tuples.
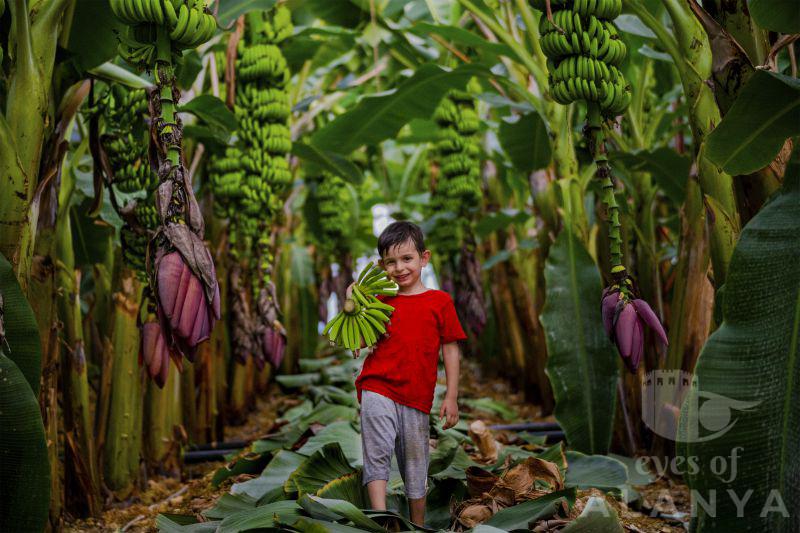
(144, 366), (182, 476)
(27, 229), (62, 525)
(55, 162), (101, 516)
(103, 269), (144, 498)
(628, 0), (740, 288)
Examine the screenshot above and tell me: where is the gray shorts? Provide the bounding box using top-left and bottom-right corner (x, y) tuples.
(360, 390), (430, 499)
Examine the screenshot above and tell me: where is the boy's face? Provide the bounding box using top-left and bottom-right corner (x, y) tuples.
(379, 239), (430, 289)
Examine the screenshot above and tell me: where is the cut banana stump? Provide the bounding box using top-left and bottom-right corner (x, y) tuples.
(322, 262), (399, 352)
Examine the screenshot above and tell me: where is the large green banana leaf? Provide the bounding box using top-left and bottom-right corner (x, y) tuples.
(680, 176), (800, 531)
(0, 252), (49, 532)
(0, 252), (41, 395)
(541, 230), (618, 454)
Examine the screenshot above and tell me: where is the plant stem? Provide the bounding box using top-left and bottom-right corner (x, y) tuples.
(587, 104), (625, 277)
(155, 26), (181, 167)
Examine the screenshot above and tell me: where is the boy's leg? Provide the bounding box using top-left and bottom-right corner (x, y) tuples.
(395, 404), (430, 526)
(366, 480), (388, 510)
(360, 390), (398, 511)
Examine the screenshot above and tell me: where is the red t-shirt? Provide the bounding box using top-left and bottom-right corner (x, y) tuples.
(355, 289), (467, 413)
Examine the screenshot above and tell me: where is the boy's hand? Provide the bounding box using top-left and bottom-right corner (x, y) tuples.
(439, 395), (459, 430)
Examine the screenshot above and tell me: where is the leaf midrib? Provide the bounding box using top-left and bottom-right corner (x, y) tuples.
(566, 230), (596, 450)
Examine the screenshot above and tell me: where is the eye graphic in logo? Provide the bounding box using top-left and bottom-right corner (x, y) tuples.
(641, 370), (760, 443)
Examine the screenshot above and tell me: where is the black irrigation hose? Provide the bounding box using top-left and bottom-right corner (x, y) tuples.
(182, 423), (565, 463)
(487, 422), (561, 432)
(183, 449), (245, 463)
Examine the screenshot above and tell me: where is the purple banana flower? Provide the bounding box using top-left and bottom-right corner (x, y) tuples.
(156, 251), (221, 361)
(260, 324), (287, 369)
(140, 321), (171, 388)
(602, 287), (668, 372)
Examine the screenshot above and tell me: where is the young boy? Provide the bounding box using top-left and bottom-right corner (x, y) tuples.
(349, 221), (466, 527)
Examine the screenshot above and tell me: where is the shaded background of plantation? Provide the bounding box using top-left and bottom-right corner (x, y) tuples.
(0, 0), (797, 530)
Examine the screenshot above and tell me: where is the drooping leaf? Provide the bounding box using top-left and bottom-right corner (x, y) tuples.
(475, 209), (532, 238)
(430, 447), (480, 480)
(276, 372), (322, 388)
(298, 421), (363, 467)
(286, 443), (356, 496)
(216, 500), (301, 533)
(217, 0), (278, 28)
(540, 230), (618, 454)
(560, 496), (624, 532)
(316, 470), (368, 508)
(484, 489), (576, 529)
(296, 402), (358, 431)
(428, 434), (460, 476)
(308, 385), (360, 407)
(176, 50), (204, 90)
(748, 0), (800, 33)
(292, 517), (365, 533)
(481, 250), (512, 271)
(608, 454), (655, 486)
(497, 111), (552, 172)
(679, 176), (800, 531)
(156, 514), (220, 533)
(0, 353), (50, 533)
(203, 493), (258, 520)
(0, 252), (41, 395)
(409, 22), (520, 61)
(302, 496), (385, 532)
(426, 478), (468, 529)
(66, 0), (124, 72)
(293, 142), (364, 185)
(212, 452), (273, 488)
(461, 397), (517, 420)
(178, 95), (238, 134)
(609, 147), (690, 205)
(302, 0), (367, 27)
(564, 452), (628, 489)
(706, 70), (800, 176)
(311, 63), (490, 153)
(614, 14), (656, 38)
(232, 450), (306, 502)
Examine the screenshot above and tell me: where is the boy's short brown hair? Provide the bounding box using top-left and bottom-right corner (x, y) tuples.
(377, 221), (426, 258)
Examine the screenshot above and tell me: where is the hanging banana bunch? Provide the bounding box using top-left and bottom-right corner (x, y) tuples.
(429, 82), (487, 335)
(430, 85), (483, 256)
(532, 0), (666, 372)
(110, 0), (217, 67)
(233, 6), (293, 368)
(109, 0), (221, 370)
(312, 171), (356, 260)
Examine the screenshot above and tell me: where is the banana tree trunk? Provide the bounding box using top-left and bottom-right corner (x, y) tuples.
(55, 161), (100, 516)
(28, 232), (62, 527)
(0, 0), (71, 290)
(228, 358), (250, 425)
(103, 268), (143, 499)
(144, 367), (182, 477)
(181, 360), (196, 444)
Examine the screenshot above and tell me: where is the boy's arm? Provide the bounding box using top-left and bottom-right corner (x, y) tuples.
(439, 342), (460, 429)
